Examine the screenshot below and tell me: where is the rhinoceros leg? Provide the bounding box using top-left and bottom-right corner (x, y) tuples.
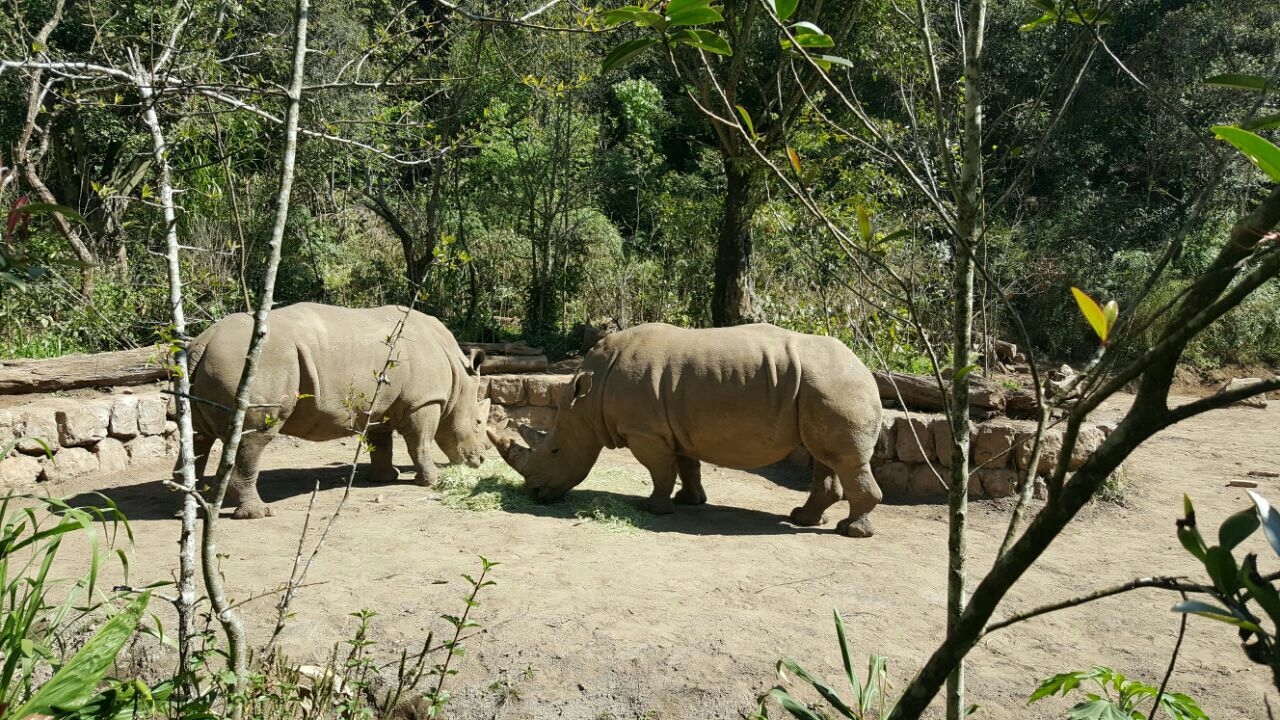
(628, 437), (678, 515)
(366, 428), (400, 484)
(230, 431), (275, 519)
(672, 455), (707, 505)
(790, 459), (842, 527)
(832, 462), (881, 538)
(403, 405), (442, 487)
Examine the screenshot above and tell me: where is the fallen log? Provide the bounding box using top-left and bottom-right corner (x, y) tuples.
(459, 341), (544, 356)
(479, 354), (548, 374)
(973, 333), (1017, 362)
(0, 347), (169, 394)
(873, 370), (1006, 413)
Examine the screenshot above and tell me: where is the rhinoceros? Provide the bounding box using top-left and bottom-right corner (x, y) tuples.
(183, 302), (490, 519)
(488, 323), (885, 537)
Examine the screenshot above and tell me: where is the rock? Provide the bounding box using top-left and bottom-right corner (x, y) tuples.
(1068, 425), (1105, 470)
(56, 401), (111, 446)
(476, 376), (491, 402)
(137, 395), (169, 434)
(1014, 428), (1062, 476)
(930, 418), (974, 468)
(979, 468), (1019, 498)
(1229, 479), (1259, 488)
(524, 375), (573, 407)
(165, 392), (177, 419)
(0, 409), (11, 439)
(908, 464), (946, 498)
(973, 422), (1016, 469)
(487, 376), (527, 406)
(1034, 477), (1048, 500)
(1049, 364), (1075, 382)
(872, 416), (897, 463)
(1218, 378), (1270, 409)
(164, 421), (180, 454)
(39, 446), (98, 482)
(109, 396), (140, 438)
(894, 416), (935, 463)
(875, 462), (911, 499)
(1011, 353), (1028, 365)
(126, 435), (168, 461)
(13, 408), (59, 455)
(0, 453), (42, 486)
(493, 405), (556, 432)
(93, 438), (130, 473)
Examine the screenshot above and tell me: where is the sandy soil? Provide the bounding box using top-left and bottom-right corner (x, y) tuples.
(46, 395), (1280, 719)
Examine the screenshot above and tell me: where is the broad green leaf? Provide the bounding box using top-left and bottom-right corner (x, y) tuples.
(1070, 287), (1110, 343)
(667, 5), (722, 26)
(665, 0), (712, 15)
(673, 29), (732, 55)
(603, 7), (666, 29)
(770, 0), (800, 21)
(765, 687), (825, 720)
(814, 54), (854, 68)
(789, 21), (822, 35)
(1205, 74), (1276, 93)
(1029, 671), (1085, 703)
(1027, 0), (1056, 11)
(1066, 698), (1133, 720)
(1244, 113), (1280, 131)
(1211, 125), (1280, 182)
(1019, 12), (1056, 32)
(735, 105), (757, 139)
(1203, 545), (1240, 595)
(1219, 507), (1260, 551)
(601, 37), (659, 73)
(1249, 490), (1280, 557)
(1242, 555), (1280, 628)
(1172, 599), (1263, 633)
(857, 206), (872, 243)
(787, 147), (803, 175)
(13, 592), (150, 717)
(793, 32), (834, 48)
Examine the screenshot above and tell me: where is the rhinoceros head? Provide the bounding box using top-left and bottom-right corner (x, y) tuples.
(437, 350), (490, 468)
(488, 372), (601, 501)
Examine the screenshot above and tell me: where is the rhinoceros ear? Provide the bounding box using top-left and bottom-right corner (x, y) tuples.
(567, 371), (593, 407)
(465, 348), (486, 375)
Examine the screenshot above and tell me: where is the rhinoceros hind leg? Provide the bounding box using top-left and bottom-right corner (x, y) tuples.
(790, 459), (841, 526)
(229, 431), (275, 520)
(629, 438), (678, 514)
(672, 455), (706, 505)
(404, 405), (443, 487)
(366, 428), (400, 484)
(832, 461), (880, 538)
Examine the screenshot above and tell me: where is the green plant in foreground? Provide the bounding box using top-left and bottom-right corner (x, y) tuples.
(1028, 666), (1207, 720)
(752, 610), (895, 720)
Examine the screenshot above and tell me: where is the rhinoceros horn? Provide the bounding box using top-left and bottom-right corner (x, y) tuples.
(487, 423), (533, 475)
(515, 423), (547, 449)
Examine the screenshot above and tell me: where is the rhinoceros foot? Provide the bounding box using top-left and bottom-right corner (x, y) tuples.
(789, 506), (827, 527)
(232, 502), (274, 520)
(673, 487), (707, 506)
(836, 516), (875, 538)
(366, 465), (401, 484)
(645, 497), (676, 515)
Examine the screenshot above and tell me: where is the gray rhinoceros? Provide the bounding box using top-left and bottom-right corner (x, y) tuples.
(184, 302), (490, 519)
(488, 323), (885, 537)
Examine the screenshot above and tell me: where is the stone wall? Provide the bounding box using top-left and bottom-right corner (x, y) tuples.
(477, 372), (1116, 501)
(1, 389), (177, 486)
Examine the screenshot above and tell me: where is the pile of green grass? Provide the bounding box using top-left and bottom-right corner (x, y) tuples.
(434, 460), (650, 534)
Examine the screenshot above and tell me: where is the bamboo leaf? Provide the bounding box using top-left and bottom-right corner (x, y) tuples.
(1171, 599), (1262, 633)
(1070, 287), (1109, 343)
(1211, 125), (1280, 182)
(1204, 74), (1276, 93)
(735, 105), (757, 139)
(787, 147), (803, 176)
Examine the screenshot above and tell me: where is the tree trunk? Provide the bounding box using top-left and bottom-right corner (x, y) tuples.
(711, 155), (758, 327)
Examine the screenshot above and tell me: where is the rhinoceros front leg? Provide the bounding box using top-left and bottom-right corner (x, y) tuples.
(403, 405), (443, 487)
(230, 431), (275, 519)
(366, 427), (400, 484)
(628, 437), (678, 515)
(672, 455), (707, 506)
(790, 459), (842, 527)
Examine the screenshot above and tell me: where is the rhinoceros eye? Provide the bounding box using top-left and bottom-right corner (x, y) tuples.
(551, 448), (560, 454)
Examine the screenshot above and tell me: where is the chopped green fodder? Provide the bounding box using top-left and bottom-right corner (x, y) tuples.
(434, 459), (649, 534)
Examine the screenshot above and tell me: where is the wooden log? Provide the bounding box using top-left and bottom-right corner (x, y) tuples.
(0, 347), (168, 394)
(873, 370), (1006, 413)
(478, 354), (548, 375)
(459, 341), (544, 356)
(972, 333), (1017, 362)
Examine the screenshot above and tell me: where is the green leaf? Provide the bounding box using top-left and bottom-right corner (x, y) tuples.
(769, 0), (800, 21)
(793, 32), (835, 48)
(1219, 507), (1260, 551)
(857, 207), (872, 243)
(1027, 0), (1056, 11)
(1066, 698), (1133, 720)
(787, 147), (803, 176)
(673, 29), (732, 55)
(1244, 113), (1280, 131)
(814, 54), (854, 68)
(603, 7), (666, 29)
(1203, 545), (1240, 595)
(667, 5), (722, 26)
(665, 0), (712, 15)
(777, 659), (858, 717)
(1211, 125), (1280, 182)
(1070, 287), (1110, 343)
(764, 687), (825, 720)
(1204, 74), (1276, 93)
(1029, 671), (1086, 703)
(1249, 491), (1280, 558)
(789, 21), (823, 35)
(13, 202), (85, 224)
(1172, 599), (1263, 633)
(1019, 12), (1057, 32)
(832, 610), (861, 703)
(735, 105), (757, 139)
(954, 364), (982, 382)
(601, 37), (660, 73)
(1242, 555), (1280, 629)
(13, 592), (150, 717)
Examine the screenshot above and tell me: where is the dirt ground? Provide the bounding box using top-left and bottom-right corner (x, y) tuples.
(48, 394), (1280, 719)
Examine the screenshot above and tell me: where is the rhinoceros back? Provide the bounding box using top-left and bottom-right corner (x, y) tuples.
(584, 323), (879, 469)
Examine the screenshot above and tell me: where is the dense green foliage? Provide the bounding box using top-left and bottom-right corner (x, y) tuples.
(0, 0), (1276, 370)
